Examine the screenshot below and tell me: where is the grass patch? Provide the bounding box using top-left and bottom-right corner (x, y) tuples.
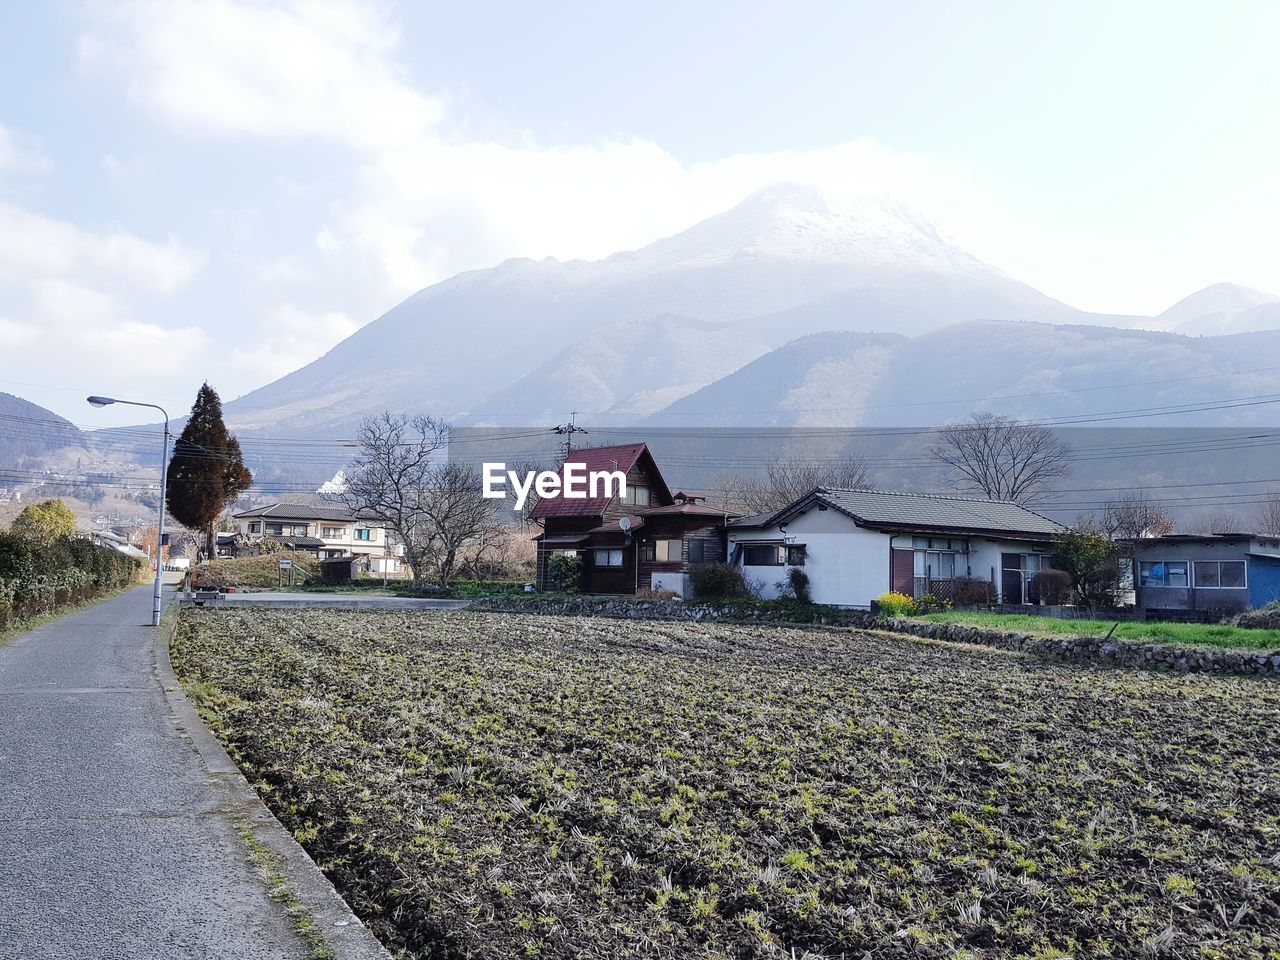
(914, 610), (1280, 651)
(173, 609), (1280, 959)
(190, 552), (321, 590)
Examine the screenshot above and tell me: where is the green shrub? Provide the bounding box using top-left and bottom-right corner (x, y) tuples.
(1052, 523), (1123, 607)
(545, 553), (583, 593)
(689, 562), (752, 600)
(0, 532), (142, 625)
(779, 567), (812, 603)
(876, 591), (917, 617)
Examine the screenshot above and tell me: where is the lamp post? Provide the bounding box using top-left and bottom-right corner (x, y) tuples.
(87, 396), (170, 626)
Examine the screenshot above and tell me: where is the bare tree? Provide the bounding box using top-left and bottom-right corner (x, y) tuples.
(335, 414), (503, 586)
(1189, 508), (1248, 536)
(1257, 491), (1280, 536)
(929, 413), (1071, 505)
(416, 461), (502, 585)
(1101, 491), (1175, 540)
(334, 413), (447, 585)
(737, 457), (872, 515)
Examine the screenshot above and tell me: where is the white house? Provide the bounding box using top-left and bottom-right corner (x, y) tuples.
(728, 488), (1066, 608)
(232, 503), (404, 574)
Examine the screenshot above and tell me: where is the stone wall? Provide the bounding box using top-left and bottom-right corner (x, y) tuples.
(474, 596), (1280, 678)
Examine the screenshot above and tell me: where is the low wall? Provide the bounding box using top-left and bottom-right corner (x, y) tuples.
(474, 596), (1280, 678)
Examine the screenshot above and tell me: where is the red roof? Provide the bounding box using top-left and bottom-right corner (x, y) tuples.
(528, 443), (654, 519)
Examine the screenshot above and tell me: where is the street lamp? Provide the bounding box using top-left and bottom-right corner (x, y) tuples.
(87, 395), (170, 626)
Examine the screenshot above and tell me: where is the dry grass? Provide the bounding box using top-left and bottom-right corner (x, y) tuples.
(172, 609), (1280, 959)
(189, 551), (319, 589)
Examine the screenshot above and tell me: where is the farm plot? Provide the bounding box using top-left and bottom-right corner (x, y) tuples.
(172, 609), (1280, 960)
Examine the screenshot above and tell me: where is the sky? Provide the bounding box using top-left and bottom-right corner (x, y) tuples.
(2, 0), (1279, 426)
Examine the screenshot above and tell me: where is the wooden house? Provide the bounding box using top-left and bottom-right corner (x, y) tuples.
(529, 443), (738, 595)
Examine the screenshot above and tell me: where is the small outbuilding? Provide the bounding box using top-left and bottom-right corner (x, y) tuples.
(1127, 533), (1280, 616)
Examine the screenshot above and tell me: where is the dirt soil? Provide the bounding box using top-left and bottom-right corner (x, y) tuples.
(172, 609), (1280, 959)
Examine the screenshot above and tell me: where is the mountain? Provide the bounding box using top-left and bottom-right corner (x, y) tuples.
(643, 330), (905, 428)
(1159, 282), (1280, 336)
(0, 392), (85, 466)
(648, 321), (1280, 428)
(222, 183), (1141, 435)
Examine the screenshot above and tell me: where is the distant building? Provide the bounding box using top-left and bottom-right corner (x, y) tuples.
(232, 503), (403, 574)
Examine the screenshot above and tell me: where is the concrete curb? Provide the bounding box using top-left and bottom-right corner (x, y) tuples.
(154, 603), (392, 960)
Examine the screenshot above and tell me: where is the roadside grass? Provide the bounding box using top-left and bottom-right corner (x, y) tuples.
(914, 610), (1280, 651)
(235, 818), (337, 960)
(173, 608), (1280, 960)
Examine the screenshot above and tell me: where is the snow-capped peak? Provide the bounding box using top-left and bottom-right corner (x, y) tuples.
(629, 181), (991, 277)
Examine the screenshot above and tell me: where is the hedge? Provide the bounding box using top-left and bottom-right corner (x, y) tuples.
(0, 532), (143, 629)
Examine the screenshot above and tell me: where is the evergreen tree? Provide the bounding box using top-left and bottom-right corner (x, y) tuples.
(166, 384), (253, 559)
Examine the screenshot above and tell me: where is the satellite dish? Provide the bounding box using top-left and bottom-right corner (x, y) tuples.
(619, 517), (632, 532)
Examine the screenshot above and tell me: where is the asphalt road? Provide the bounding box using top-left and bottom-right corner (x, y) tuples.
(0, 585), (312, 960)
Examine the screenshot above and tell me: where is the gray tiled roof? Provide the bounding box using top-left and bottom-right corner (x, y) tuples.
(234, 502), (354, 522)
(732, 488), (1064, 536)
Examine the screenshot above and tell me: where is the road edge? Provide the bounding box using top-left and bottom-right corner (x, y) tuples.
(154, 605), (392, 960)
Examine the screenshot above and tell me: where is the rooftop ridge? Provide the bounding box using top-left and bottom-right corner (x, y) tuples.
(817, 485), (1024, 506)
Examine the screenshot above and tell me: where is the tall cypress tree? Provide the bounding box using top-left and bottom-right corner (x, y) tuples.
(166, 383), (253, 560)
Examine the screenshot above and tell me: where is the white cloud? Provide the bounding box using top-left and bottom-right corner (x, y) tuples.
(0, 202), (209, 421)
(0, 202), (204, 295)
(319, 135), (1001, 304)
(76, 1), (1000, 306)
(79, 0), (443, 149)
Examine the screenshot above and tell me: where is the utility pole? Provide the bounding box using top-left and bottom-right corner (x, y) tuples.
(551, 413), (588, 460)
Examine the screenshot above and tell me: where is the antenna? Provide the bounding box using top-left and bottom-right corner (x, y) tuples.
(619, 516), (632, 533)
(551, 412), (588, 459)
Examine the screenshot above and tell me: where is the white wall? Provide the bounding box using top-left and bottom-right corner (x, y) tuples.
(732, 511), (1055, 607)
(731, 507), (888, 608)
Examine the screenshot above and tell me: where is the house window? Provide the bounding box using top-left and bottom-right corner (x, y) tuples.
(621, 485), (650, 506)
(742, 544), (783, 566)
(321, 526), (344, 538)
(354, 528), (373, 541)
(1194, 560), (1246, 589)
(689, 539), (712, 564)
(265, 523), (283, 536)
(914, 550), (957, 579)
(786, 544), (807, 566)
(1139, 560), (1189, 587)
(640, 540), (679, 562)
(248, 522), (260, 534)
(911, 537), (969, 552)
(593, 548), (623, 567)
